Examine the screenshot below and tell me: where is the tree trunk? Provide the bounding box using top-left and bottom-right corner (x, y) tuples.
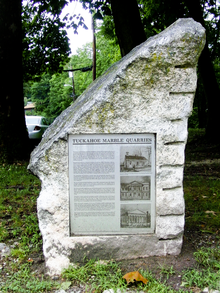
(0, 0), (29, 162)
(110, 0), (146, 57)
(185, 0), (220, 141)
(198, 43), (220, 141)
(198, 89), (207, 129)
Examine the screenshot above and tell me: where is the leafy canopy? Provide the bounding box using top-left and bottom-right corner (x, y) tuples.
(25, 30), (120, 120)
(22, 0), (89, 81)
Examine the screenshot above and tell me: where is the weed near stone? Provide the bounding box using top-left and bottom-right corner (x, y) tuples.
(62, 259), (127, 292)
(1, 263), (57, 293)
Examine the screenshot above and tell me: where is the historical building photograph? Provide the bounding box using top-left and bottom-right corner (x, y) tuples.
(120, 146), (151, 172)
(120, 176), (150, 200)
(120, 204), (151, 228)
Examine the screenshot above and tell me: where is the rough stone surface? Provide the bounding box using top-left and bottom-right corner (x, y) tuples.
(0, 243), (11, 259)
(28, 18), (205, 275)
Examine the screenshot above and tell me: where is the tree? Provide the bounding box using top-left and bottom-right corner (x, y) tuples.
(0, 0), (79, 162)
(0, 0), (29, 162)
(43, 72), (73, 119)
(184, 0), (220, 141)
(109, 0), (146, 56)
(80, 0), (146, 57)
(27, 32), (121, 120)
(30, 73), (51, 113)
(22, 0), (71, 81)
(69, 32), (120, 95)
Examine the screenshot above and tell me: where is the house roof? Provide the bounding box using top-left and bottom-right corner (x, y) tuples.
(128, 209), (147, 215)
(121, 181), (143, 187)
(121, 209), (147, 216)
(125, 155), (146, 160)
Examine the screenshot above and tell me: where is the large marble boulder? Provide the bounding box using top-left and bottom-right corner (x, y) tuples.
(28, 18), (205, 275)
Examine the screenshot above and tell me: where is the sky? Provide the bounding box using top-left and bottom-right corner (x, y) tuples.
(61, 1), (93, 55)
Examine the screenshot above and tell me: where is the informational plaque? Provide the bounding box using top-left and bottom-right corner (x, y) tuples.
(69, 134), (155, 235)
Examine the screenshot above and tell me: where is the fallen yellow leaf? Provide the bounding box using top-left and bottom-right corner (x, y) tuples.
(122, 271), (148, 284)
(205, 210), (216, 216)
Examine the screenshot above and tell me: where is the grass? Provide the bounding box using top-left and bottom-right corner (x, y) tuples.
(0, 162), (41, 247)
(0, 162), (59, 292)
(182, 246), (220, 290)
(62, 259), (127, 292)
(159, 265), (176, 280)
(184, 176), (220, 234)
(61, 260), (186, 293)
(0, 129), (220, 292)
(1, 263), (56, 293)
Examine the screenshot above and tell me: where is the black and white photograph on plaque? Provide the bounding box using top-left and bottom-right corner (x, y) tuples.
(120, 176), (150, 200)
(120, 146), (151, 173)
(120, 204), (151, 228)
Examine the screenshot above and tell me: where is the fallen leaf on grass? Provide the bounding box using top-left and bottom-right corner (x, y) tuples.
(205, 210), (216, 216)
(122, 271), (148, 284)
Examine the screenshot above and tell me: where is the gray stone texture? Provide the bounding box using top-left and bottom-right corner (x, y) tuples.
(28, 18), (205, 275)
(0, 243), (11, 259)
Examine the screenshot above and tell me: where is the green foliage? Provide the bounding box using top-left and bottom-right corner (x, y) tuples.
(100, 15), (118, 44)
(182, 268), (220, 290)
(159, 265), (176, 280)
(192, 75), (208, 129)
(22, 1), (71, 81)
(185, 128), (220, 162)
(184, 174), (220, 233)
(0, 162), (41, 245)
(21, 0), (95, 81)
(138, 0), (188, 38)
(62, 261), (185, 292)
(184, 129), (220, 234)
(68, 43), (93, 97)
(188, 107), (199, 129)
(69, 32), (120, 97)
(0, 162), (52, 292)
(42, 72), (73, 118)
(1, 263), (57, 293)
(27, 32), (120, 120)
(31, 74), (50, 102)
(182, 247), (220, 290)
(62, 259), (127, 291)
(139, 270), (185, 293)
(194, 247), (220, 269)
(96, 31), (121, 75)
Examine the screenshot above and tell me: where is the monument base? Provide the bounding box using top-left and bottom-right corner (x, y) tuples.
(43, 234), (183, 275)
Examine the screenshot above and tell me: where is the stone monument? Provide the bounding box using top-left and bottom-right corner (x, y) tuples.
(28, 18), (205, 275)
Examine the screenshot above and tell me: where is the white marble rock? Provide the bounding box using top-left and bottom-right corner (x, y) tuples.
(28, 18), (206, 275)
